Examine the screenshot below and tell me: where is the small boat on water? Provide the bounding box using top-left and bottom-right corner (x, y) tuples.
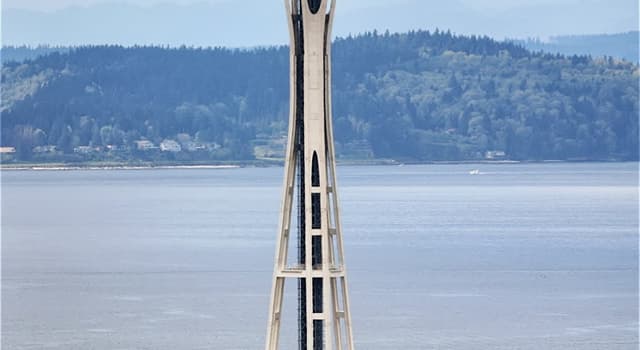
(469, 169), (480, 175)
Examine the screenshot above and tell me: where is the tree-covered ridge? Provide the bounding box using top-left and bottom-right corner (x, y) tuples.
(1, 45), (70, 64)
(1, 29), (638, 163)
(514, 31), (640, 64)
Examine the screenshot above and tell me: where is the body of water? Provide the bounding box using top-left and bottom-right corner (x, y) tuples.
(2, 163), (638, 349)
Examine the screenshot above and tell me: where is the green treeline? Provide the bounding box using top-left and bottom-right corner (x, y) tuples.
(2, 29), (638, 163)
(1, 45), (70, 64)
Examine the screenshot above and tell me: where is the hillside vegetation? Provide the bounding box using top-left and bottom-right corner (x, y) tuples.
(2, 30), (638, 163)
(516, 31), (639, 64)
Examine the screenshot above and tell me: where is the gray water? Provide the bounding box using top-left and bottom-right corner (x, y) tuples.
(2, 163), (638, 349)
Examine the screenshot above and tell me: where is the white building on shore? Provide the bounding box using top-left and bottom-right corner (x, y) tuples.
(160, 139), (182, 152)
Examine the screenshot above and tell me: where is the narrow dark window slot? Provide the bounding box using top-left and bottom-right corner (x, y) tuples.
(312, 236), (322, 269)
(313, 319), (323, 350)
(311, 193), (321, 229)
(298, 277), (307, 349)
(312, 278), (323, 313)
(311, 151), (320, 187)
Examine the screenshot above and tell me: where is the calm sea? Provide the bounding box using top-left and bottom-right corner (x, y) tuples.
(2, 163), (638, 349)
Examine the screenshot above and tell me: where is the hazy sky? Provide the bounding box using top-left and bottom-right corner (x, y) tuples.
(2, 0), (638, 46)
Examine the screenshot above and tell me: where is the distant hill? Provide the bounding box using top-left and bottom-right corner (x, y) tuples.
(4, 31), (636, 64)
(1, 45), (70, 64)
(1, 30), (638, 164)
(515, 31), (639, 63)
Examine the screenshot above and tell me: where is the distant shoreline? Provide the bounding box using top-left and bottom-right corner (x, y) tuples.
(1, 159), (635, 171)
(0, 164), (242, 171)
(0, 164), (244, 171)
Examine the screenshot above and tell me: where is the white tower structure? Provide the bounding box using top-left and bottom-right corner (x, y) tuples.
(265, 1), (355, 349)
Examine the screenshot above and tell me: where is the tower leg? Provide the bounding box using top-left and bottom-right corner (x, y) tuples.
(266, 1), (354, 349)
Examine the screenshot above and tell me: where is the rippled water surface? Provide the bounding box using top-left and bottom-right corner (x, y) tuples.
(2, 163), (638, 349)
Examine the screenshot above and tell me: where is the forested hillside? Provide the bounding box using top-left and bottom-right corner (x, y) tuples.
(2, 30), (638, 163)
(516, 31), (639, 64)
(1, 45), (70, 64)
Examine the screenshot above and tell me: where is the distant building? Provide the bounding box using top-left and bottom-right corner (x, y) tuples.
(485, 150), (506, 160)
(135, 140), (156, 151)
(33, 145), (57, 153)
(160, 139), (182, 152)
(74, 146), (101, 154)
(183, 141), (207, 152)
(0, 147), (16, 162)
(105, 144), (123, 151)
(0, 147), (16, 154)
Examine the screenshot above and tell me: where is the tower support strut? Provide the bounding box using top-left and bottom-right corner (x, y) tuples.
(265, 1), (355, 350)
